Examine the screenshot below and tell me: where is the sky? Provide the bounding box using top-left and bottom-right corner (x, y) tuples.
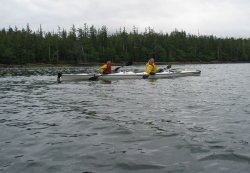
(1, 0), (250, 38)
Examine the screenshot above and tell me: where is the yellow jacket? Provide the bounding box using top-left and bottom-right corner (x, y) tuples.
(146, 63), (158, 74)
(99, 64), (107, 73)
(99, 63), (112, 74)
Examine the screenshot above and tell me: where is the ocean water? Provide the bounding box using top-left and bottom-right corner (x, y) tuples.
(0, 64), (250, 173)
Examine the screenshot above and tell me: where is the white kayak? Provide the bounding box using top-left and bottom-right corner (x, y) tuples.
(57, 68), (201, 82)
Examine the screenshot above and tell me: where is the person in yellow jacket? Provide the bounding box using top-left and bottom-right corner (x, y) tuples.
(146, 58), (163, 74)
(99, 60), (112, 74)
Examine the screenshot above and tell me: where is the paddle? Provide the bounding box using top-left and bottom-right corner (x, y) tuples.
(89, 74), (100, 81)
(57, 73), (62, 83)
(89, 61), (133, 81)
(165, 64), (172, 70)
(114, 61), (133, 72)
(142, 72), (155, 79)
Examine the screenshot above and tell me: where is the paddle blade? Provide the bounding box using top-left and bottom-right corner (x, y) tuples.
(125, 61), (133, 66)
(57, 73), (62, 83)
(114, 61), (133, 72)
(114, 67), (121, 72)
(167, 64), (172, 69)
(89, 75), (99, 81)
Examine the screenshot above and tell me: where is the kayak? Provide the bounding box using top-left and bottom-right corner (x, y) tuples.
(57, 68), (201, 82)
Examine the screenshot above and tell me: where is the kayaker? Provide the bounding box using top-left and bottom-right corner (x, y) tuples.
(99, 60), (112, 74)
(146, 58), (163, 75)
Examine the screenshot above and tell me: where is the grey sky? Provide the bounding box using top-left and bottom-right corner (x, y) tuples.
(1, 0), (250, 38)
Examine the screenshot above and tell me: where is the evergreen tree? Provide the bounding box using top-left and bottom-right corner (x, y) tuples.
(0, 24), (249, 65)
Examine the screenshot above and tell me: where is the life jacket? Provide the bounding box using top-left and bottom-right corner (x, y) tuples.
(106, 64), (111, 73)
(99, 63), (112, 73)
(146, 62), (158, 74)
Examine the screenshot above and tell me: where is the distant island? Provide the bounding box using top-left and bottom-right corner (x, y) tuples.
(0, 24), (249, 65)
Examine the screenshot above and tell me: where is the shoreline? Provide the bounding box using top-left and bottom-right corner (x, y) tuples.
(0, 61), (249, 68)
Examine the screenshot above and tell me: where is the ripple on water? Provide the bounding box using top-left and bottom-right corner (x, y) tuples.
(0, 119), (10, 123)
(199, 153), (250, 163)
(187, 126), (207, 133)
(115, 162), (165, 171)
(104, 126), (134, 135)
(153, 132), (180, 137)
(243, 104), (250, 114)
(175, 144), (210, 154)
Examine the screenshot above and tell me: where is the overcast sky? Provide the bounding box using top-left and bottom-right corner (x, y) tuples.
(1, 0), (250, 38)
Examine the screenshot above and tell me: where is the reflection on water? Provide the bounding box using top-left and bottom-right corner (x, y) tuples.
(99, 80), (112, 84)
(0, 64), (250, 173)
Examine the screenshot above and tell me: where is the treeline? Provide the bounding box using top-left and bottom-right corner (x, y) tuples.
(0, 24), (250, 64)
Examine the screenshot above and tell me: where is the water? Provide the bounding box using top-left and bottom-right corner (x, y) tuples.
(0, 64), (250, 173)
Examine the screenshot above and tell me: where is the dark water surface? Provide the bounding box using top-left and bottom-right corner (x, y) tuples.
(0, 64), (250, 173)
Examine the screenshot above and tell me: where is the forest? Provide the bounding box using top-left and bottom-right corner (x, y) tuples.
(0, 24), (250, 65)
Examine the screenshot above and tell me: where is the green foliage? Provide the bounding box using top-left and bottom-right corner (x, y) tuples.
(0, 24), (249, 64)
